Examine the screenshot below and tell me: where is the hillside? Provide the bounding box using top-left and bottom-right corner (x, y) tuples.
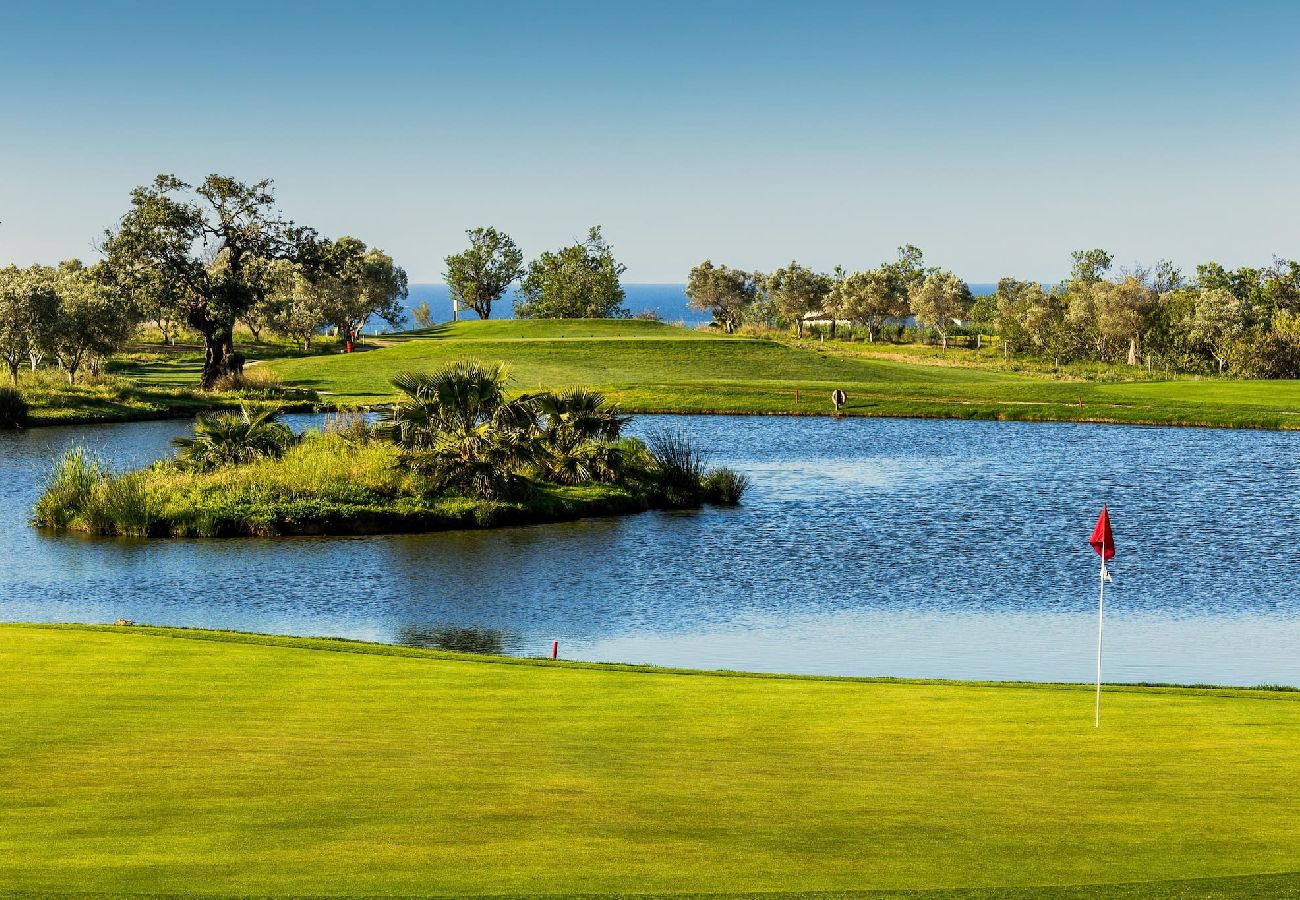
(266, 319), (1300, 429)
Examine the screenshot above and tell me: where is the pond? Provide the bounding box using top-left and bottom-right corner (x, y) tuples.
(3, 414), (1298, 686)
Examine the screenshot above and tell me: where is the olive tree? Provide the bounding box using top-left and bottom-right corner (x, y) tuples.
(685, 260), (756, 334)
(909, 271), (972, 350)
(444, 227), (524, 320)
(1188, 288), (1249, 373)
(102, 174), (323, 388)
(316, 237), (408, 345)
(43, 261), (137, 384)
(766, 261), (831, 337)
(826, 268), (899, 343)
(0, 266), (58, 384)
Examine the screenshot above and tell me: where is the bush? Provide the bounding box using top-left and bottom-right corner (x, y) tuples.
(702, 467), (750, 505)
(0, 386), (28, 429)
(172, 407), (298, 472)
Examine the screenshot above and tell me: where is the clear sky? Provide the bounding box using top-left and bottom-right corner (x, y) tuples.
(1, 0), (1297, 283)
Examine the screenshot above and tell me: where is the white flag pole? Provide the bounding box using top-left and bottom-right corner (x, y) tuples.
(1095, 538), (1106, 729)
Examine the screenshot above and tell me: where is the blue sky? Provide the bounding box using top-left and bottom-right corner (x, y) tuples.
(1, 0), (1297, 282)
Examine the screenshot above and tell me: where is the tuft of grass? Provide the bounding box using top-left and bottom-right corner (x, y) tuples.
(702, 466), (750, 505)
(0, 384), (28, 428)
(31, 446), (105, 528)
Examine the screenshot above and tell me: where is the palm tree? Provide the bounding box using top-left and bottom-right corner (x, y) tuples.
(376, 360), (537, 498)
(376, 361), (535, 448)
(531, 389), (629, 485)
(172, 406), (296, 471)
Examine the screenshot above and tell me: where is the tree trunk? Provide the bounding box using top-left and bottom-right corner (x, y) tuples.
(200, 324), (236, 389)
(1127, 335), (1139, 367)
(797, 319), (804, 339)
(940, 331), (948, 351)
(7, 362), (18, 385)
(830, 319), (837, 339)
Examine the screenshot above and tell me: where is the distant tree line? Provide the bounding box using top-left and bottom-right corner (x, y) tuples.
(1, 174), (408, 388)
(685, 247), (1300, 377)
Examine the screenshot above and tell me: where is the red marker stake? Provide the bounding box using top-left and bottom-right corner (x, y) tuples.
(550, 640), (558, 660)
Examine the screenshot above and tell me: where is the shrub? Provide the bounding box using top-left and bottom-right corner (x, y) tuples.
(702, 467), (750, 505)
(172, 407), (297, 471)
(0, 386), (28, 429)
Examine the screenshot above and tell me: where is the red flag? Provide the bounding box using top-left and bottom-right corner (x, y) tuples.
(1089, 505), (1115, 561)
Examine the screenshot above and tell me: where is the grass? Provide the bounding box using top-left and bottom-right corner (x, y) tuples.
(15, 336), (328, 428)
(264, 320), (1300, 430)
(30, 431), (652, 537)
(2, 623), (1300, 897)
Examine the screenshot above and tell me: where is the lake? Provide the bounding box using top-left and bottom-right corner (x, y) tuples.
(3, 414), (1298, 686)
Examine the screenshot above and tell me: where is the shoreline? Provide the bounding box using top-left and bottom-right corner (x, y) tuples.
(8, 622), (1300, 694)
(15, 395), (1300, 433)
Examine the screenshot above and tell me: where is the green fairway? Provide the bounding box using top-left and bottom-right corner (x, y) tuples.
(265, 320), (1300, 429)
(3, 624), (1299, 897)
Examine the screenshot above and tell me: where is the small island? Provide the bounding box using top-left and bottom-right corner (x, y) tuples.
(31, 360), (747, 538)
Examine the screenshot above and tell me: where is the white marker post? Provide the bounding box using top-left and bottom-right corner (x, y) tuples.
(1095, 551), (1106, 728)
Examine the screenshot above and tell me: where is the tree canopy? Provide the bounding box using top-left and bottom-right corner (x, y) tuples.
(516, 227), (628, 319)
(444, 227), (524, 320)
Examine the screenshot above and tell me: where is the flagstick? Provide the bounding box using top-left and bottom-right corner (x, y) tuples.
(1095, 544), (1106, 729)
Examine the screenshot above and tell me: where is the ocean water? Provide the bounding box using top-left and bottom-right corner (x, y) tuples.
(378, 283), (1000, 333)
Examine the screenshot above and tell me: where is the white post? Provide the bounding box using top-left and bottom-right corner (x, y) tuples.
(1095, 553), (1106, 728)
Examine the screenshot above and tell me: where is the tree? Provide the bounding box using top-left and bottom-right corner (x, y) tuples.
(412, 301), (433, 328)
(1094, 276), (1158, 365)
(262, 260), (329, 350)
(989, 278), (1047, 356)
(1069, 248), (1114, 286)
(685, 260), (757, 334)
(516, 226), (628, 319)
(102, 174), (323, 388)
(909, 271), (972, 350)
(1188, 288), (1249, 373)
(43, 261), (137, 384)
(317, 236), (408, 347)
(0, 265), (58, 384)
(826, 268), (899, 343)
(766, 261), (831, 337)
(444, 227), (524, 320)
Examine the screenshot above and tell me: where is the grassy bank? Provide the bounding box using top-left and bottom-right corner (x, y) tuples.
(13, 338), (326, 428)
(29, 431), (655, 537)
(267, 320), (1300, 430)
(2, 623), (1299, 897)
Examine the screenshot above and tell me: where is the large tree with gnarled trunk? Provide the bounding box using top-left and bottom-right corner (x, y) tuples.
(102, 174), (324, 388)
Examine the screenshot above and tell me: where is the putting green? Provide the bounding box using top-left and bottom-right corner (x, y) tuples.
(2, 624), (1298, 896)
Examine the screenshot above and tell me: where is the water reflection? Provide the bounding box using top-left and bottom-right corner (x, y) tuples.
(396, 624), (514, 655)
(2, 413), (1299, 685)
